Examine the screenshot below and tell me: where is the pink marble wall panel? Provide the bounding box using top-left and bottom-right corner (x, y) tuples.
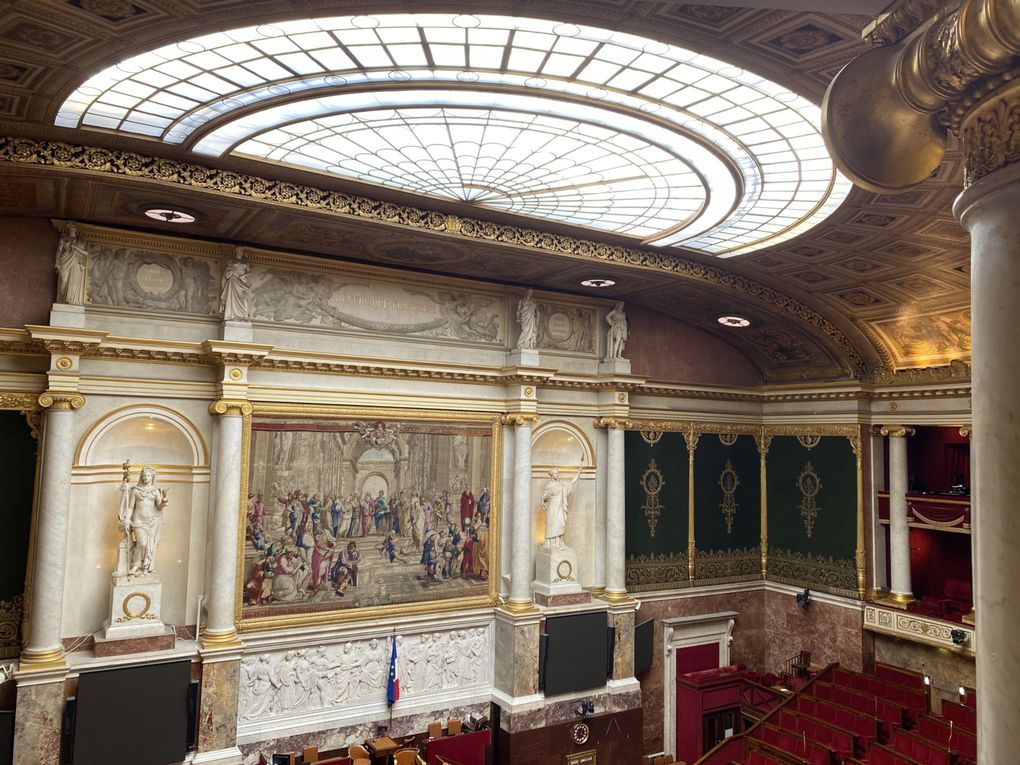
(624, 304), (762, 386)
(0, 217), (58, 327)
(762, 589), (864, 673)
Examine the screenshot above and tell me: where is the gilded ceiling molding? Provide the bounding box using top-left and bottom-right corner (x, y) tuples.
(864, 0), (956, 47)
(872, 359), (971, 384)
(0, 137), (868, 377)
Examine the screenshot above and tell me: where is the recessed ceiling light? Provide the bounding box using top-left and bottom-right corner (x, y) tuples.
(144, 208), (196, 224)
(718, 315), (751, 328)
(581, 278), (616, 288)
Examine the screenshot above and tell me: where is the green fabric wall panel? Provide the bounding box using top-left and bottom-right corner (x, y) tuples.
(625, 429), (689, 591)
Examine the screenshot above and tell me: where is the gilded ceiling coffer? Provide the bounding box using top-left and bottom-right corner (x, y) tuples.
(822, 0), (1020, 191)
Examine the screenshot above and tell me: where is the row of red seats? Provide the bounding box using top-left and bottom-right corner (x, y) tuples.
(832, 668), (927, 714)
(917, 713), (976, 759)
(752, 723), (834, 765)
(776, 708), (856, 760)
(939, 700), (976, 733)
(794, 693), (880, 747)
(812, 680), (906, 730)
(885, 728), (956, 765)
(874, 664), (927, 693)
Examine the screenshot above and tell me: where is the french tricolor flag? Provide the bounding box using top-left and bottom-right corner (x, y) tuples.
(387, 636), (400, 706)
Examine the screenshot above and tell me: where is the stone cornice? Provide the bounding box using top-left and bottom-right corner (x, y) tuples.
(0, 137), (868, 377)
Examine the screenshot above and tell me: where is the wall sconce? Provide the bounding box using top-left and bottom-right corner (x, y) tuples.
(796, 588), (811, 609)
(950, 629), (968, 646)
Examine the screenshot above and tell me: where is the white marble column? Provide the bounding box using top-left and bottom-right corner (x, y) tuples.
(499, 424), (514, 598)
(203, 401), (248, 648)
(505, 414), (538, 612)
(592, 426), (608, 595)
(604, 424), (628, 601)
(21, 393), (84, 667)
(881, 425), (914, 605)
(957, 161), (1020, 763)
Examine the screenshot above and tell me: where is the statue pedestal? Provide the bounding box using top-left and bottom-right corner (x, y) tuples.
(101, 574), (174, 649)
(49, 303), (85, 328)
(533, 544), (590, 607)
(598, 358), (632, 375)
(221, 319), (253, 342)
(506, 348), (541, 366)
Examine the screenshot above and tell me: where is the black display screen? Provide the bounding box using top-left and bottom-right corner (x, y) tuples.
(543, 611), (609, 696)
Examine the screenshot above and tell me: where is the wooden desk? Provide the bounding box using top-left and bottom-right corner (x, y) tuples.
(367, 736), (401, 763)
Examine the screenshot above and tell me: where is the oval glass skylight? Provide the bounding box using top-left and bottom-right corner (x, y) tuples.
(55, 13), (851, 256)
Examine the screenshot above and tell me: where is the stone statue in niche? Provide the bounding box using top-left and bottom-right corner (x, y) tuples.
(118, 462), (169, 576)
(540, 465), (581, 550)
(516, 288), (538, 349)
(221, 248), (252, 321)
(55, 222), (88, 305)
(605, 301), (629, 359)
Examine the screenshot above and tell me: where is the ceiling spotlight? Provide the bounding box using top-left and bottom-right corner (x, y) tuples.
(717, 315), (751, 328)
(144, 208), (196, 224)
(580, 278), (615, 288)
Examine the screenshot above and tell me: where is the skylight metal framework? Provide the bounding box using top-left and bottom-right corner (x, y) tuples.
(56, 13), (851, 256)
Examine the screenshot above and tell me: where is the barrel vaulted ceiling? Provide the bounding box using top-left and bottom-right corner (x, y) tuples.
(0, 0), (971, 383)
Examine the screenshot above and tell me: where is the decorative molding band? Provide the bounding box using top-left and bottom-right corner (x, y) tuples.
(864, 603), (975, 656)
(208, 399), (252, 417)
(0, 392), (40, 411)
(38, 392), (85, 410)
(693, 548), (760, 586)
(626, 553), (691, 593)
(0, 138), (865, 376)
(872, 359), (971, 384)
(768, 548), (859, 600)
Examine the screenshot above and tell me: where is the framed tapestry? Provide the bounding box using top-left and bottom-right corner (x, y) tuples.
(237, 404), (500, 630)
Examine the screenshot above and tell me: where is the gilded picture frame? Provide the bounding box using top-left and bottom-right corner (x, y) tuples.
(235, 403), (500, 631)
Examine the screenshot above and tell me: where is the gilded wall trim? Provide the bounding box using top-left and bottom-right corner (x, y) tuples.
(693, 547), (761, 586)
(0, 137), (866, 376)
(768, 548), (858, 600)
(625, 553), (691, 593)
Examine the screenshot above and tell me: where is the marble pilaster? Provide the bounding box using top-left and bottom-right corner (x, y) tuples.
(881, 425), (914, 605)
(603, 424), (628, 602)
(12, 669), (65, 765)
(592, 426), (608, 595)
(195, 652), (243, 765)
(608, 605), (636, 682)
(493, 610), (541, 700)
(22, 393), (84, 668)
(956, 159), (1020, 764)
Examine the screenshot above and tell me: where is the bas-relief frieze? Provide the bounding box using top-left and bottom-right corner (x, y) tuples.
(237, 626), (491, 727)
(534, 302), (596, 354)
(86, 243), (217, 314)
(247, 267), (505, 344)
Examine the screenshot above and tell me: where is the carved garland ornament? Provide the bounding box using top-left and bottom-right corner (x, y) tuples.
(797, 462), (822, 538)
(0, 138), (866, 376)
(640, 460), (665, 538)
(718, 432), (738, 446)
(796, 434), (822, 450)
(718, 459), (740, 534)
(640, 430), (663, 446)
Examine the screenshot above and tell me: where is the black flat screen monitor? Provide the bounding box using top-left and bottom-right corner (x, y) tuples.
(634, 618), (654, 676)
(543, 611), (608, 696)
(73, 660), (190, 765)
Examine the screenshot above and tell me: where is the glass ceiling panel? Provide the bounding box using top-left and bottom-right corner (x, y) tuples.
(56, 12), (851, 256)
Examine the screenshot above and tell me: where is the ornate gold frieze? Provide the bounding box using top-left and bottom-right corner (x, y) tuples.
(693, 548), (760, 585)
(0, 392), (40, 411)
(797, 462), (822, 538)
(640, 460), (665, 537)
(625, 552), (690, 592)
(0, 137), (866, 376)
(0, 595), (22, 657)
(768, 548), (859, 599)
(718, 460), (740, 534)
(872, 359), (971, 384)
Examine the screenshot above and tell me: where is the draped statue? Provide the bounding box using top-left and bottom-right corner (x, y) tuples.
(516, 288), (538, 350)
(540, 467), (580, 549)
(118, 464), (169, 576)
(221, 249), (252, 321)
(55, 222), (88, 305)
(605, 301), (629, 360)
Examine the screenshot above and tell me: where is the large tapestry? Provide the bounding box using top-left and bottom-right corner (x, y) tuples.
(239, 407), (498, 628)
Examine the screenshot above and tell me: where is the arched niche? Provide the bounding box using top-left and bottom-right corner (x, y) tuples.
(76, 403), (208, 467)
(531, 420), (594, 473)
(64, 403), (210, 639)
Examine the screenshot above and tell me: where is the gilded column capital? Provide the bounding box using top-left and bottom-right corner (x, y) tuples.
(879, 424), (916, 438)
(594, 417), (629, 430)
(959, 426), (972, 438)
(500, 413), (540, 427)
(209, 399), (252, 416)
(822, 0), (1020, 192)
(37, 392), (85, 410)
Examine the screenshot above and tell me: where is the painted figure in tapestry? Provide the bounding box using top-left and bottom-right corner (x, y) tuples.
(118, 464), (169, 577)
(242, 417), (493, 616)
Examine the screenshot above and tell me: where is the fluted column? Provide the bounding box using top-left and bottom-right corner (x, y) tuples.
(881, 425), (915, 605)
(203, 400), (250, 648)
(21, 393), (85, 668)
(957, 158), (1020, 762)
(503, 414), (539, 612)
(603, 422), (628, 602)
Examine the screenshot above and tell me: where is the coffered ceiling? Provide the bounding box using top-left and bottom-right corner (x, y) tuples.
(0, 0), (971, 383)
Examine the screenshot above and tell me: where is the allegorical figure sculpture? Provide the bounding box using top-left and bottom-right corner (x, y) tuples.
(516, 288), (538, 350)
(605, 301), (629, 359)
(541, 466), (581, 549)
(118, 463), (169, 576)
(221, 248), (252, 321)
(55, 222), (88, 305)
